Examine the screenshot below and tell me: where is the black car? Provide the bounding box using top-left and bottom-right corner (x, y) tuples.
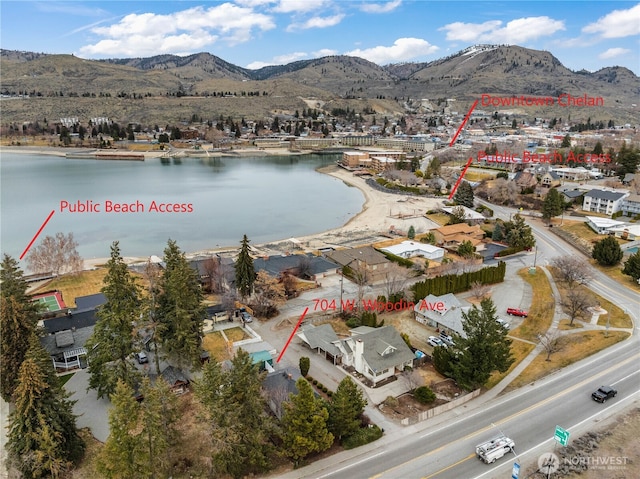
(591, 386), (617, 403)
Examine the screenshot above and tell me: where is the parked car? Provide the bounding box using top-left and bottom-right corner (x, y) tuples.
(496, 318), (511, 329)
(241, 311), (253, 323)
(135, 351), (148, 364)
(428, 336), (446, 347)
(591, 386), (617, 403)
(506, 308), (528, 317)
(440, 331), (455, 346)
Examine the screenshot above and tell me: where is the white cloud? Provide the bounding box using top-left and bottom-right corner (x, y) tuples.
(272, 0), (331, 14)
(287, 14), (345, 31)
(313, 48), (338, 57)
(345, 38), (439, 64)
(274, 51), (309, 63)
(583, 4), (640, 38)
(440, 16), (565, 44)
(78, 4), (275, 57)
(599, 47), (632, 59)
(359, 0), (402, 14)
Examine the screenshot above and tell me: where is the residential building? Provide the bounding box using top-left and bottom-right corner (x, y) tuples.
(341, 151), (370, 168)
(513, 171), (538, 190)
(608, 224), (640, 241)
(621, 194), (640, 218)
(441, 206), (486, 224)
(326, 246), (391, 282)
(413, 293), (470, 338)
(253, 253), (339, 281)
(380, 241), (445, 261)
(432, 223), (486, 252)
(540, 171), (561, 188)
(585, 216), (626, 235)
(582, 189), (630, 216)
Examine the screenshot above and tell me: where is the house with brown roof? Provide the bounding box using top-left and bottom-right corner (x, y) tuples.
(326, 246), (391, 282)
(432, 223), (486, 252)
(513, 171), (538, 190)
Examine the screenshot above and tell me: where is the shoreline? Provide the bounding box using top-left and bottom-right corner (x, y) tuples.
(3, 145), (445, 269)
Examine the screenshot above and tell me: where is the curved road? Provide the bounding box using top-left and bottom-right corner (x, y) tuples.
(276, 203), (639, 479)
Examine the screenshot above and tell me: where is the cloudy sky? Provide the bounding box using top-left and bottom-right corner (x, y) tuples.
(1, 1), (639, 73)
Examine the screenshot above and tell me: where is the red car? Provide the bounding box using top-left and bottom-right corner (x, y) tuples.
(506, 308), (528, 317)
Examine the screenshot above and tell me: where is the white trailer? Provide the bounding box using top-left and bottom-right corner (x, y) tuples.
(475, 435), (515, 464)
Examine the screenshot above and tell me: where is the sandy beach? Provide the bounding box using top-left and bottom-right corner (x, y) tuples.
(2, 145), (445, 266)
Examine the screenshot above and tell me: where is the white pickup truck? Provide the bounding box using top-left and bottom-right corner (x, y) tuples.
(475, 435), (515, 464)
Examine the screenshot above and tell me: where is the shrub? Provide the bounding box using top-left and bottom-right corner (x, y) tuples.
(383, 396), (398, 407)
(326, 390), (333, 398)
(345, 317), (360, 328)
(322, 386), (328, 393)
(316, 383), (324, 390)
(306, 375), (314, 384)
(299, 356), (310, 377)
(343, 425), (383, 449)
(312, 379), (318, 385)
(414, 386), (436, 404)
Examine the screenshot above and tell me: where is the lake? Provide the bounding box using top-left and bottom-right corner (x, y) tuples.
(0, 152), (364, 264)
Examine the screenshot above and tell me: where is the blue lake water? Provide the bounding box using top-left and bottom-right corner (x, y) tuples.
(0, 152), (363, 265)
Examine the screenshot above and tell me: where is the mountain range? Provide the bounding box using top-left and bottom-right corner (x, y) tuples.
(1, 45), (638, 125)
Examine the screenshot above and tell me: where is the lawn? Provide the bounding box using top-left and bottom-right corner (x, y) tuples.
(201, 327), (250, 362)
(485, 338), (536, 390)
(425, 213), (450, 226)
(32, 269), (108, 307)
(509, 267), (554, 342)
(591, 259), (640, 294)
(506, 330), (630, 391)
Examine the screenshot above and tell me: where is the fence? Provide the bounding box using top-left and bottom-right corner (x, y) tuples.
(400, 388), (481, 425)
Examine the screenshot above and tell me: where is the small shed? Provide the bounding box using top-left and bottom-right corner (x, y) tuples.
(250, 350), (274, 371)
(161, 366), (189, 394)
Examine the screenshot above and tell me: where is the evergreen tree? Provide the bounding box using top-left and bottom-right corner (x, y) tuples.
(299, 356), (310, 377)
(281, 378), (333, 467)
(449, 298), (514, 390)
(195, 350), (274, 478)
(96, 380), (142, 478)
(157, 239), (206, 369)
(235, 234), (255, 299)
(505, 214), (536, 250)
(561, 134), (571, 148)
(0, 257), (39, 401)
(407, 225), (416, 239)
(327, 377), (366, 441)
(491, 222), (504, 242)
(86, 242), (141, 398)
(592, 236), (623, 266)
(541, 188), (564, 222)
(457, 240), (476, 258)
(8, 337), (85, 478)
(453, 181), (474, 208)
(622, 250), (640, 282)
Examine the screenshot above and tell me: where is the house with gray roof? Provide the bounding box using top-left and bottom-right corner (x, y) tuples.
(336, 325), (414, 387)
(253, 253), (339, 281)
(413, 293), (470, 338)
(297, 323), (343, 364)
(582, 189), (629, 216)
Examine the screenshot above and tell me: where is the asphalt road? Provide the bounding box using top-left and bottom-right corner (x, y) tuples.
(273, 203), (639, 479)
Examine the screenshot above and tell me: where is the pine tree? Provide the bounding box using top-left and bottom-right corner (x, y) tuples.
(491, 222), (504, 242)
(86, 242), (141, 398)
(8, 337), (85, 477)
(542, 188), (564, 222)
(622, 250), (640, 282)
(195, 350), (274, 478)
(235, 234), (255, 299)
(157, 239), (206, 369)
(450, 298), (514, 390)
(592, 236), (623, 266)
(281, 378), (333, 467)
(407, 225), (416, 239)
(505, 214), (536, 250)
(96, 380), (143, 478)
(453, 181), (474, 208)
(327, 377), (366, 441)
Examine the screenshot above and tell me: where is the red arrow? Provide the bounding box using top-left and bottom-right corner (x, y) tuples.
(448, 157), (474, 201)
(449, 99), (478, 147)
(20, 210), (55, 259)
(276, 307), (309, 363)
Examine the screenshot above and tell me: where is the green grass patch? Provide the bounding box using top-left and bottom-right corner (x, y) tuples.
(58, 373), (75, 387)
(33, 269), (108, 308)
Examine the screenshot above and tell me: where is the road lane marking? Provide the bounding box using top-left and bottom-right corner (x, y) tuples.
(423, 453), (475, 479)
(369, 352), (639, 479)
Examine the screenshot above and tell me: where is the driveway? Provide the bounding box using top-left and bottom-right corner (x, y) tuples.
(64, 370), (111, 443)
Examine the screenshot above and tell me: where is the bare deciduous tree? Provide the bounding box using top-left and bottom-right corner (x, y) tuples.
(202, 255), (231, 293)
(26, 232), (83, 275)
(251, 270), (286, 318)
(383, 263), (410, 300)
(561, 288), (594, 325)
(538, 330), (563, 361)
(400, 366), (423, 392)
(295, 255), (313, 280)
(551, 256), (592, 288)
(348, 262), (370, 308)
(470, 281), (491, 301)
(222, 288), (239, 316)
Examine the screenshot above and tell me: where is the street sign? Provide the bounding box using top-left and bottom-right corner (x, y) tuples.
(554, 425), (570, 446)
(512, 462), (520, 479)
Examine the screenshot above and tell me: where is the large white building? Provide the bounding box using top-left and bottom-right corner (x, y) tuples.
(380, 241), (445, 261)
(582, 189), (630, 216)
